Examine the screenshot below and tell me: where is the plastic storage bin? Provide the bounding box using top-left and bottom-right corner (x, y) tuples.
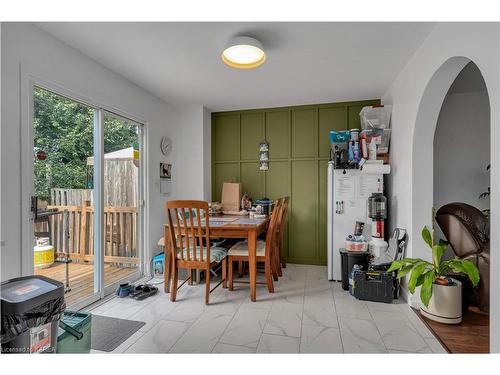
(351, 269), (395, 303)
(1, 275), (65, 353)
(339, 249), (370, 291)
(57, 311), (92, 353)
(359, 105), (392, 130)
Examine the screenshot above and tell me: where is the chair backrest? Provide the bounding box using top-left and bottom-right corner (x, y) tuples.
(165, 200), (211, 263)
(264, 199), (282, 259)
(276, 196), (290, 249)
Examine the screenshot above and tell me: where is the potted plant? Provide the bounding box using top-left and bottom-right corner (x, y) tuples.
(388, 225), (480, 324)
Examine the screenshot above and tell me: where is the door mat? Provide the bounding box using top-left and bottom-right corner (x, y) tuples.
(91, 315), (145, 352)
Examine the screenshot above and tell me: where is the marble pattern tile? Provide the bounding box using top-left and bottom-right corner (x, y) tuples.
(263, 303), (303, 337)
(339, 317), (387, 353)
(84, 264), (449, 354)
(425, 338), (447, 353)
(212, 343), (256, 353)
(219, 306), (270, 348)
(124, 319), (191, 353)
(300, 324), (343, 353)
(370, 310), (431, 352)
(333, 291), (372, 320)
(169, 312), (233, 353)
(257, 333), (300, 353)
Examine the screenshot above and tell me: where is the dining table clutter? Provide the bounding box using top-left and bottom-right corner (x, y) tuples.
(161, 188), (290, 304)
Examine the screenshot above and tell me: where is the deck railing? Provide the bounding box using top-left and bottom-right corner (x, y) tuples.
(36, 200), (139, 266)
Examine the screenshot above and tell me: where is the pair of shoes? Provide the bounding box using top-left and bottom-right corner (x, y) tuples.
(129, 284), (158, 300)
(116, 282), (133, 298)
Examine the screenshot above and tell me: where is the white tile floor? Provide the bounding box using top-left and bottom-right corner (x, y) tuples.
(87, 264), (447, 354)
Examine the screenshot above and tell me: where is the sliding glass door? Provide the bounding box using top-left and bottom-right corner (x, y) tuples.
(102, 112), (143, 292)
(31, 86), (144, 308)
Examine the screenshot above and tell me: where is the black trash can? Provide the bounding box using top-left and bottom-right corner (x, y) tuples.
(339, 249), (370, 291)
(1, 275), (65, 354)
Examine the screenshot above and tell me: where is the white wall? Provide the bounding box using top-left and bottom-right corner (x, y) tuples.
(1, 23), (206, 281)
(434, 90), (490, 214)
(382, 23), (500, 352)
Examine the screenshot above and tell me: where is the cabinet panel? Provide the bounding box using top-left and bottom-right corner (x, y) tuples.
(266, 161), (290, 199)
(214, 163), (239, 202)
(318, 107), (346, 158)
(265, 111), (289, 159)
(291, 109), (317, 158)
(348, 104), (365, 130)
(240, 162), (265, 200)
(241, 112), (264, 160)
(290, 160), (317, 261)
(214, 114), (240, 161)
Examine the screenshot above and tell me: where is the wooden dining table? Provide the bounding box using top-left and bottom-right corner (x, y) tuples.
(163, 215), (269, 302)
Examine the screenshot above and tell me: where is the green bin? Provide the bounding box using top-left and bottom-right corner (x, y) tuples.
(57, 311), (92, 353)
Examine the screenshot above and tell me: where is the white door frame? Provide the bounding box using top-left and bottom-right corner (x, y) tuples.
(22, 72), (149, 309)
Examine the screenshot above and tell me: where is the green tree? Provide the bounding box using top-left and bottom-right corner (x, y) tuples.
(34, 88), (138, 201)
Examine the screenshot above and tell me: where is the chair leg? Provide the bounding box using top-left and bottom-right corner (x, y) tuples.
(170, 264), (179, 302)
(265, 258), (274, 293)
(229, 257), (234, 291)
(205, 266), (211, 305)
(238, 261), (243, 277)
(274, 249), (282, 278)
(188, 268), (193, 285)
(271, 256), (279, 281)
(222, 258), (227, 289)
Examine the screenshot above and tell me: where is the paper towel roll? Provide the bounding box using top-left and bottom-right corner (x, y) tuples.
(360, 163), (391, 174)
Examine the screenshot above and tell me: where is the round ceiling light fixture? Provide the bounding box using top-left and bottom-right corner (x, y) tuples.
(221, 36), (266, 69)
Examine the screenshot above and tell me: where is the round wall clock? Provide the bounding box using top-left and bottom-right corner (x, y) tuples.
(160, 136), (172, 156)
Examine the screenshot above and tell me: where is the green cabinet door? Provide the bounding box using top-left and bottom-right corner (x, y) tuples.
(214, 114), (240, 161)
(289, 160), (317, 263)
(214, 163), (239, 201)
(265, 111), (289, 159)
(318, 107), (347, 158)
(291, 109), (317, 158)
(347, 104), (366, 130)
(240, 162), (265, 200)
(241, 112), (264, 160)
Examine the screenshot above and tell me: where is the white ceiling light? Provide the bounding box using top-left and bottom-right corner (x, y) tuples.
(222, 36), (266, 69)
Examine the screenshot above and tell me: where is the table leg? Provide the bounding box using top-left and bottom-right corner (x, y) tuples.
(248, 229), (257, 302)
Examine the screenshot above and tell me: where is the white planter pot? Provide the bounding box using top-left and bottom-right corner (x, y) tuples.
(420, 278), (462, 324)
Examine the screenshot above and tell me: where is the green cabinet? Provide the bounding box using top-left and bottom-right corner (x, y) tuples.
(265, 111), (289, 159)
(291, 109), (317, 158)
(319, 107), (346, 158)
(212, 99), (379, 265)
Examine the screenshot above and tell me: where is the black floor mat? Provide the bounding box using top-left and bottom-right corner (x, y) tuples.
(91, 315), (145, 352)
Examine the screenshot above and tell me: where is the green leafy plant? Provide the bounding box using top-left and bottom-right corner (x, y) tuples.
(387, 226), (480, 307)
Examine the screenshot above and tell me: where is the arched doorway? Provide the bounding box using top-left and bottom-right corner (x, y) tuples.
(411, 56), (491, 351)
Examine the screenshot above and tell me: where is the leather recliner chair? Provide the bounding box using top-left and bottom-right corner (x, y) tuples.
(435, 203), (490, 313)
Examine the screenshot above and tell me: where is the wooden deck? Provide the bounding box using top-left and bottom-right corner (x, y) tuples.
(35, 262), (138, 306)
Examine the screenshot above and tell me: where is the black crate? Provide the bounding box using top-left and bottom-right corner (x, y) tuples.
(352, 269), (395, 303)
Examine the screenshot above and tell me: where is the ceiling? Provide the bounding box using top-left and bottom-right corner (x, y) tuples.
(36, 22), (436, 112)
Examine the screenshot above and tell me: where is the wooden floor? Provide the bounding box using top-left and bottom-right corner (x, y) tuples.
(35, 262), (138, 306)
(413, 308), (489, 353)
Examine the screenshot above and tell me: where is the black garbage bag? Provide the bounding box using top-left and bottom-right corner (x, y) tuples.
(1, 296), (66, 344)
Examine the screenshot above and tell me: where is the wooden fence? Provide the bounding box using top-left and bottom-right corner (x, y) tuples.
(36, 200), (139, 266)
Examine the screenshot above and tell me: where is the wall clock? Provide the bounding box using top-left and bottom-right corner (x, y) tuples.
(160, 136), (172, 156)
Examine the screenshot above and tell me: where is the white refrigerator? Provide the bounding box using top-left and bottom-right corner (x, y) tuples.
(327, 162), (389, 280)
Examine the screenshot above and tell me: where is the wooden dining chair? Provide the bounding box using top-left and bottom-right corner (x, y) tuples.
(165, 200), (227, 305)
(276, 196), (290, 272)
(227, 199), (282, 293)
